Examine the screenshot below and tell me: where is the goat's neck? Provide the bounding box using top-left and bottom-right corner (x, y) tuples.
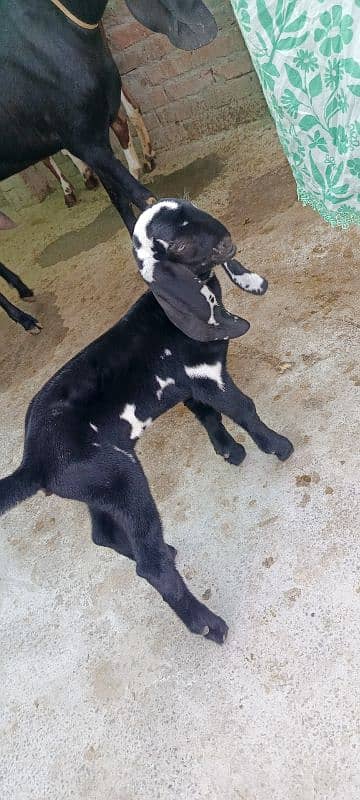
(61, 0), (108, 25)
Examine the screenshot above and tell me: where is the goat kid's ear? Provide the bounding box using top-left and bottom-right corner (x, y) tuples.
(150, 260), (250, 342)
(224, 259), (268, 296)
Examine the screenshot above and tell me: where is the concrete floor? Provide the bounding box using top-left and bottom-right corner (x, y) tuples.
(1, 119), (360, 800)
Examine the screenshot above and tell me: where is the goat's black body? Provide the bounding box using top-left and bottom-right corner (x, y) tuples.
(0, 282), (292, 643)
(0, 201), (293, 642)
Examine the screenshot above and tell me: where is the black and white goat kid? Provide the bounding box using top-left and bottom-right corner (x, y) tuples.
(0, 201), (293, 644)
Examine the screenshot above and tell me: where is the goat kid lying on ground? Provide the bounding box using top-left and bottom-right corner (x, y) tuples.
(0, 200), (293, 643)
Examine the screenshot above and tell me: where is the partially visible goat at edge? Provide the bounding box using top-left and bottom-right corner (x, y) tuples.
(44, 84), (156, 207)
(0, 200), (294, 643)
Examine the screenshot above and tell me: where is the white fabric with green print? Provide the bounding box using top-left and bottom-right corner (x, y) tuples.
(231, 0), (360, 227)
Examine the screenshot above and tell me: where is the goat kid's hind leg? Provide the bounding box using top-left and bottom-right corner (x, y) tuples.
(0, 262), (34, 301)
(184, 398), (246, 466)
(0, 292), (41, 333)
(89, 507), (177, 562)
(121, 463), (228, 643)
(191, 373), (294, 461)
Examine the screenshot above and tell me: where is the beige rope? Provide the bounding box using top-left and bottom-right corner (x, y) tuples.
(50, 0), (99, 30)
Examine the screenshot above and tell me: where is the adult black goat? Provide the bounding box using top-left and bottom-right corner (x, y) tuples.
(0, 0), (217, 331)
(0, 200), (293, 643)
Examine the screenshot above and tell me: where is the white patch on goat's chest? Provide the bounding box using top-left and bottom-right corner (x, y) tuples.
(155, 375), (175, 401)
(133, 200), (179, 283)
(120, 403), (152, 440)
(184, 361), (225, 391)
(200, 285), (219, 326)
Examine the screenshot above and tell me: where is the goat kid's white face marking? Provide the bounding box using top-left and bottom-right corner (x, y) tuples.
(200, 285), (219, 326)
(120, 403), (152, 440)
(156, 375), (175, 401)
(184, 361), (225, 391)
(133, 200), (179, 283)
(225, 264), (265, 295)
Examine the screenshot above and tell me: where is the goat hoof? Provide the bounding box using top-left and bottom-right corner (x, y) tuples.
(144, 156), (156, 173)
(20, 291), (35, 302)
(275, 436), (294, 461)
(29, 321), (42, 335)
(65, 193), (77, 208)
(84, 174), (99, 190)
(223, 442), (246, 466)
(203, 613), (228, 645)
(192, 605), (228, 644)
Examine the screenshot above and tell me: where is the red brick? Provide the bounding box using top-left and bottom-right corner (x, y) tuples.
(155, 97), (194, 126)
(142, 111), (159, 132)
(213, 53), (252, 81)
(152, 122), (189, 150)
(164, 70), (214, 102)
(109, 19), (151, 50)
(114, 42), (147, 73)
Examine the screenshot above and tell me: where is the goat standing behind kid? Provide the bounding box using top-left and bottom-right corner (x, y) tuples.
(0, 201), (294, 643)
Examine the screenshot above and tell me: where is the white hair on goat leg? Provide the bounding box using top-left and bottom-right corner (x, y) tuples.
(119, 403), (152, 440)
(133, 200), (179, 283)
(184, 361), (225, 391)
(200, 285), (219, 326)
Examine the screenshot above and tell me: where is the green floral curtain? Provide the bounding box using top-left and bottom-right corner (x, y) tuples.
(231, 0), (360, 227)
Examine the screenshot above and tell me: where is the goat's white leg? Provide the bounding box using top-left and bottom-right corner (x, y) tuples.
(121, 87), (156, 172)
(111, 112), (142, 180)
(43, 157), (77, 207)
(61, 150), (99, 190)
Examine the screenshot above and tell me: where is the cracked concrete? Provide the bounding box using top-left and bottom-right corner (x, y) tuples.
(0, 117), (359, 800)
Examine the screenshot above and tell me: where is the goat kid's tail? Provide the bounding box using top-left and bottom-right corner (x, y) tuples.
(0, 465), (40, 516)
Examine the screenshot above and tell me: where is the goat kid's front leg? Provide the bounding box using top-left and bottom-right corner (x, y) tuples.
(190, 372), (294, 461)
(184, 398), (246, 466)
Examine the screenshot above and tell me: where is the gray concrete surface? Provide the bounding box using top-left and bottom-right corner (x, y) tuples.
(1, 119), (359, 800)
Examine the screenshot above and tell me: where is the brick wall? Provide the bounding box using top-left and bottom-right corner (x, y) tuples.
(104, 0), (266, 152)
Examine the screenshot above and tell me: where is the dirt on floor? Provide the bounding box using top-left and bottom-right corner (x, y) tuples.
(1, 117), (360, 800)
